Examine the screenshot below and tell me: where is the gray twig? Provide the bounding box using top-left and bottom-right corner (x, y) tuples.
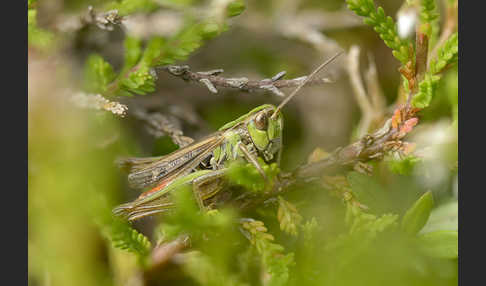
(163, 65), (333, 96)
(69, 91), (128, 117)
(130, 106), (194, 148)
(55, 6), (124, 33)
(86, 6), (124, 31)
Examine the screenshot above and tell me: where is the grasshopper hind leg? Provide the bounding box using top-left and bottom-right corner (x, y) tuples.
(192, 169), (227, 212)
(112, 170), (226, 221)
(112, 201), (141, 221)
(112, 198), (174, 221)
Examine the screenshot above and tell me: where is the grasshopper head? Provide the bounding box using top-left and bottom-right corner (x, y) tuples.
(247, 105), (283, 161)
(236, 53), (343, 162)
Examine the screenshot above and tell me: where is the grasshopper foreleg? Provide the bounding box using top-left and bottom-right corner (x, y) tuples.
(237, 142), (269, 181)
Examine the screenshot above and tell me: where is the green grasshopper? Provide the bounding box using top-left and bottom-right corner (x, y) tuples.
(113, 52), (342, 221)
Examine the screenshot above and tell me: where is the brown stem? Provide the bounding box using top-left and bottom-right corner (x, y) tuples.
(142, 235), (191, 284)
(235, 103), (420, 211)
(415, 30), (429, 85)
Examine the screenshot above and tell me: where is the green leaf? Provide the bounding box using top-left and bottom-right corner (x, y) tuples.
(349, 212), (398, 238)
(345, 202), (399, 239)
(346, 0), (411, 64)
(277, 196), (303, 236)
(227, 159), (280, 193)
(104, 0), (159, 16)
(328, 203), (398, 252)
(84, 54), (117, 93)
(301, 218), (319, 242)
(183, 251), (248, 286)
(200, 22), (221, 39)
(138, 23), (209, 68)
(410, 32), (456, 109)
(347, 172), (380, 202)
(140, 37), (166, 67)
(240, 219), (295, 286)
(227, 0), (246, 17)
(401, 191), (434, 235)
(347, 171), (388, 212)
(122, 36), (143, 72)
(106, 218), (152, 257)
(388, 155), (422, 175)
(418, 230), (458, 259)
(157, 0), (195, 7)
(430, 32), (458, 74)
(112, 37), (161, 96)
(411, 73), (440, 108)
(157, 23), (205, 66)
(420, 0), (439, 37)
(421, 200), (458, 233)
(119, 65), (157, 95)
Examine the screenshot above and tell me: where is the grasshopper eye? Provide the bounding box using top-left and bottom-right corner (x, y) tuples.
(255, 113), (268, 130)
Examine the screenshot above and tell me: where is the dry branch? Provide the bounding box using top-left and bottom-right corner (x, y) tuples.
(346, 46), (374, 137)
(129, 105), (194, 148)
(70, 91), (128, 117)
(163, 65), (333, 96)
(234, 102), (419, 211)
(149, 235), (191, 271)
(55, 6), (124, 33)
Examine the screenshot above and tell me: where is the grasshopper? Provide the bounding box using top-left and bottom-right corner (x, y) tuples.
(113, 52), (342, 221)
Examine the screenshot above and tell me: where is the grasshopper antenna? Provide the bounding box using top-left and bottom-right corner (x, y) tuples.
(271, 51), (344, 119)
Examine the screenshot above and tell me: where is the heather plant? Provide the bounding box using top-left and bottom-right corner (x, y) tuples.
(29, 0), (458, 286)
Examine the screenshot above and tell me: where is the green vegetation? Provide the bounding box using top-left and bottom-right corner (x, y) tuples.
(29, 0), (458, 285)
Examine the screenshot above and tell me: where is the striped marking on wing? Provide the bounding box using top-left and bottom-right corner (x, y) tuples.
(123, 132), (223, 190)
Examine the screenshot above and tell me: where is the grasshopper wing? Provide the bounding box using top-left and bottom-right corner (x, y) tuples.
(117, 132), (224, 190)
(116, 155), (168, 172)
